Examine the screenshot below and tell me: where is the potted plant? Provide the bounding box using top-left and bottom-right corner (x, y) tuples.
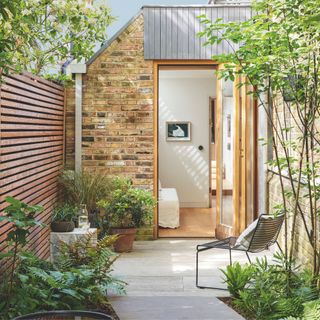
(58, 170), (114, 213)
(58, 170), (114, 229)
(98, 178), (156, 252)
(51, 203), (78, 232)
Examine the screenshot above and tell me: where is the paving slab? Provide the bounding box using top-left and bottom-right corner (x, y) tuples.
(110, 296), (244, 320)
(110, 240), (274, 319)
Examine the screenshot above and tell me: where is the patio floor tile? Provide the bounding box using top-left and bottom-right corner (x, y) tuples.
(110, 239), (273, 319)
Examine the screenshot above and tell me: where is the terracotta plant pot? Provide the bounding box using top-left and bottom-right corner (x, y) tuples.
(110, 228), (137, 253)
(51, 221), (75, 232)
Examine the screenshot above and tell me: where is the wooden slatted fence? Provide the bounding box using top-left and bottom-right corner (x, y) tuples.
(0, 72), (65, 261)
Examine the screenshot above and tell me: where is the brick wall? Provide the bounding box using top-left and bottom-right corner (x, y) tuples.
(267, 97), (317, 267)
(268, 174), (314, 267)
(65, 14), (154, 189)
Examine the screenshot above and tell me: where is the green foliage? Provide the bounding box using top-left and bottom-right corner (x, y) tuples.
(200, 0), (320, 281)
(1, 251), (121, 319)
(98, 178), (156, 229)
(0, 197), (44, 249)
(0, 197), (44, 295)
(58, 170), (114, 214)
(56, 232), (125, 302)
(222, 256), (320, 320)
(0, 0), (114, 75)
(0, 197), (44, 318)
(52, 203), (78, 222)
(303, 299), (320, 320)
(199, 0), (320, 98)
(0, 0), (24, 75)
(43, 73), (73, 86)
(220, 262), (255, 298)
(0, 197), (124, 319)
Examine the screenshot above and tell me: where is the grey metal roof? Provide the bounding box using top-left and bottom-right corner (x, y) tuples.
(144, 5), (251, 60)
(86, 4), (251, 66)
(208, 0), (251, 4)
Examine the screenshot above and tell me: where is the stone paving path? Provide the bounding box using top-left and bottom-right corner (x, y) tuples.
(109, 239), (263, 320)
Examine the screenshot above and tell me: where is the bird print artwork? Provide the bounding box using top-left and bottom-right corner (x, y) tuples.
(167, 122), (191, 141)
(172, 125), (185, 137)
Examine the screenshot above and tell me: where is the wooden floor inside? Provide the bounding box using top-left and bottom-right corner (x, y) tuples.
(159, 207), (215, 238)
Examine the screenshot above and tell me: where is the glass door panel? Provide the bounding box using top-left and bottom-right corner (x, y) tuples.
(220, 80), (234, 227)
(215, 69), (241, 239)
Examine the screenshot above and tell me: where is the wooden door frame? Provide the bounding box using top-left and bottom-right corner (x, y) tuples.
(152, 60), (258, 239)
(209, 97), (216, 205)
(153, 60), (218, 239)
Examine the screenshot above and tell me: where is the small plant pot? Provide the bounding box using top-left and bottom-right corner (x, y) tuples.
(51, 221), (75, 232)
(110, 228), (137, 252)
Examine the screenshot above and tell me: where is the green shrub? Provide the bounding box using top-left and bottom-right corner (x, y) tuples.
(303, 299), (320, 320)
(98, 177), (156, 229)
(58, 170), (114, 213)
(0, 197), (125, 319)
(56, 232), (126, 301)
(221, 262), (255, 298)
(0, 196), (44, 308)
(52, 203), (78, 222)
(222, 256), (320, 320)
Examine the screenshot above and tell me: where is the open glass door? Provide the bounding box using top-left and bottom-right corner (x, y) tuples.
(215, 67), (241, 239)
(215, 69), (257, 239)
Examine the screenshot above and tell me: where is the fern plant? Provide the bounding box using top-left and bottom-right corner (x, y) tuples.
(56, 232), (125, 301)
(221, 262), (255, 298)
(226, 256), (320, 320)
(0, 198), (122, 319)
(303, 299), (320, 320)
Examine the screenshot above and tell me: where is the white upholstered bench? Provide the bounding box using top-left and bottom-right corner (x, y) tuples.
(159, 188), (180, 228)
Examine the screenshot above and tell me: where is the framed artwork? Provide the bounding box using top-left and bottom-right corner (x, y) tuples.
(166, 121), (191, 141)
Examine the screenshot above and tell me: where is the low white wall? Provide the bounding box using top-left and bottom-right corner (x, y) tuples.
(159, 70), (216, 208)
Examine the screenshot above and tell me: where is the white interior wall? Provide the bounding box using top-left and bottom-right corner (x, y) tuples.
(159, 70), (216, 208)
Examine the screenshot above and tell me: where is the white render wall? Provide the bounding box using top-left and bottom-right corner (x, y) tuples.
(159, 70), (216, 207)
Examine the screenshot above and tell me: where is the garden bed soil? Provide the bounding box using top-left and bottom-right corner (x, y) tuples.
(218, 297), (253, 320)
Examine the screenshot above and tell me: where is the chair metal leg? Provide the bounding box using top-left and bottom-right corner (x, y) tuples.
(245, 251), (251, 263)
(195, 247), (228, 290)
(276, 241), (283, 254)
(196, 248), (199, 287)
(229, 247), (232, 265)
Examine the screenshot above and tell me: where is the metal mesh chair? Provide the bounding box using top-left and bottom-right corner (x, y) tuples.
(12, 310), (114, 320)
(196, 213), (285, 290)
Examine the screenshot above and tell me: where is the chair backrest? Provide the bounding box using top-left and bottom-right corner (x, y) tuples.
(12, 310), (114, 320)
(247, 214), (285, 253)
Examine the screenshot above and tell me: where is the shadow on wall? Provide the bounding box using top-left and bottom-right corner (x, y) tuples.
(158, 98), (209, 208)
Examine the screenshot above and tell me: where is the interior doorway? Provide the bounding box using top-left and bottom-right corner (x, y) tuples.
(153, 62), (258, 239)
(157, 65), (216, 238)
